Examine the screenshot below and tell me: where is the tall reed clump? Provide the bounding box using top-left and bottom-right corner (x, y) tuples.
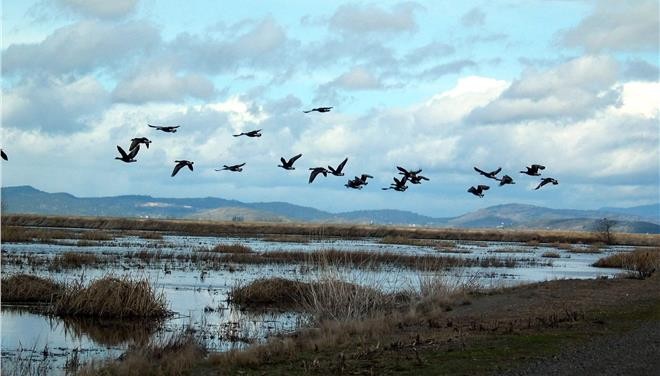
(210, 243), (254, 254)
(77, 328), (206, 376)
(593, 248), (660, 279)
(53, 275), (169, 318)
(50, 251), (104, 270)
(1, 274), (64, 303)
(229, 277), (308, 308)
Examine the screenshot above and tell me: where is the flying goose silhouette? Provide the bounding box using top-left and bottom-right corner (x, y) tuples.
(171, 160), (194, 177)
(345, 178), (363, 189)
(468, 185), (490, 198)
(382, 176), (408, 192)
(356, 174), (373, 185)
(409, 174), (430, 184)
(520, 164), (545, 176)
(499, 175), (515, 186)
(278, 154), (303, 170)
(474, 166), (502, 180)
(115, 145), (139, 163)
(217, 163), (246, 172)
(396, 166), (422, 179)
(1, 149), (7, 161)
(303, 107), (333, 113)
(308, 167), (329, 184)
(148, 124), (180, 133)
(534, 177), (558, 190)
(129, 137), (152, 151)
(233, 129), (262, 137)
(328, 157), (348, 176)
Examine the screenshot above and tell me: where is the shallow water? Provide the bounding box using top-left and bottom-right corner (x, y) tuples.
(1, 234), (632, 374)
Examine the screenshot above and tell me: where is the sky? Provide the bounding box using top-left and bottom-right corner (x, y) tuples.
(1, 0), (658, 217)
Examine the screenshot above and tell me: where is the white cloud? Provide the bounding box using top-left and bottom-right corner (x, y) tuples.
(58, 0), (139, 19)
(461, 7), (485, 28)
(113, 68), (216, 103)
(329, 67), (383, 91)
(329, 2), (422, 35)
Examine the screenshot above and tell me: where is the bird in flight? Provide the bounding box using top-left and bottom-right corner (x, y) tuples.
(499, 175), (515, 186)
(278, 154), (303, 170)
(397, 166), (428, 184)
(534, 177), (558, 190)
(409, 174), (430, 184)
(217, 163), (246, 172)
(115, 145), (139, 163)
(328, 157), (348, 176)
(303, 107), (333, 113)
(468, 185), (490, 198)
(345, 174), (373, 190)
(171, 160), (194, 177)
(233, 129), (262, 137)
(520, 164), (545, 176)
(474, 166), (502, 180)
(308, 167), (329, 183)
(382, 176), (408, 192)
(148, 124), (180, 133)
(1, 149), (7, 161)
(129, 137), (152, 151)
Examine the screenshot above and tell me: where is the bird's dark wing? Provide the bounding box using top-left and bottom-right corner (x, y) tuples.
(233, 133), (243, 137)
(129, 139), (140, 151)
(171, 163), (184, 177)
(290, 154), (302, 163)
(280, 157), (287, 165)
(237, 163), (246, 168)
(468, 187), (477, 194)
(478, 185), (490, 190)
(490, 167), (502, 176)
(127, 145), (140, 159)
(535, 164), (546, 170)
(361, 174), (373, 180)
(336, 157), (348, 173)
(309, 169), (322, 183)
(419, 175), (429, 181)
(187, 163), (193, 171)
(117, 145), (129, 159)
(473, 167), (487, 176)
(0, 149), (6, 161)
(148, 124), (161, 129)
(396, 166), (408, 174)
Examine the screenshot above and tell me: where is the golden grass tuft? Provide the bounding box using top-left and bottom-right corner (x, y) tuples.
(380, 235), (436, 247)
(53, 276), (169, 318)
(50, 251), (104, 269)
(229, 277), (308, 308)
(79, 230), (114, 241)
(593, 248), (660, 279)
(210, 243), (254, 254)
(541, 251), (561, 258)
(1, 274), (64, 303)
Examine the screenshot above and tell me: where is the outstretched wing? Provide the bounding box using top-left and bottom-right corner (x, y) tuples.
(233, 133), (243, 137)
(473, 167), (487, 176)
(0, 149), (6, 161)
(171, 163), (184, 177)
(478, 185), (490, 190)
(532, 164), (545, 170)
(129, 139), (140, 151)
(335, 157), (348, 173)
(236, 163), (246, 168)
(187, 162), (193, 171)
(116, 145), (129, 159)
(396, 166), (408, 175)
(127, 144), (140, 159)
(468, 186), (477, 194)
(289, 153), (303, 164)
(309, 169), (322, 183)
(280, 157), (287, 165)
(489, 167), (502, 176)
(148, 124), (161, 129)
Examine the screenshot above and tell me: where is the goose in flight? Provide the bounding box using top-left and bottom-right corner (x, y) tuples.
(397, 166), (422, 179)
(499, 175), (515, 186)
(328, 157), (348, 176)
(115, 145), (139, 163)
(356, 174), (373, 185)
(278, 154), (303, 170)
(303, 107), (333, 113)
(474, 166), (502, 180)
(217, 163), (246, 172)
(148, 124), (180, 133)
(467, 185), (490, 198)
(308, 167), (329, 184)
(233, 129), (262, 137)
(171, 160), (194, 177)
(520, 164), (545, 176)
(345, 179), (363, 190)
(129, 137), (152, 151)
(409, 174), (430, 184)
(1, 149), (7, 161)
(534, 177), (558, 190)
(382, 176), (408, 192)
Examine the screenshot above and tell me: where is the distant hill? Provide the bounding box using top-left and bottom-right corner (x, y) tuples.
(1, 185), (658, 233)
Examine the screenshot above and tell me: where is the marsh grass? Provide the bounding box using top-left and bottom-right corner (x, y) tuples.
(229, 277), (308, 309)
(53, 275), (169, 318)
(1, 274), (64, 303)
(50, 251), (105, 270)
(79, 230), (114, 241)
(593, 248), (660, 279)
(380, 235), (436, 247)
(1, 345), (51, 376)
(210, 243), (254, 254)
(541, 251), (561, 258)
(569, 243), (604, 254)
(1, 225), (75, 243)
(77, 328), (206, 376)
(262, 234), (310, 243)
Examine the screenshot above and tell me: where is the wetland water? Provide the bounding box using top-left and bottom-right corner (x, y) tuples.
(1, 232), (631, 374)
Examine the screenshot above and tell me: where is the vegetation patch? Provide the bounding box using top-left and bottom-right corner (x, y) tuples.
(1, 274), (64, 303)
(541, 251), (561, 258)
(50, 251), (105, 270)
(380, 235), (436, 247)
(79, 230), (114, 241)
(210, 243), (254, 254)
(593, 248), (660, 279)
(53, 276), (169, 318)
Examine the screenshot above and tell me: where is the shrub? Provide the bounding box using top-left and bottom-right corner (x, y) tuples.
(593, 248), (659, 279)
(1, 274), (64, 303)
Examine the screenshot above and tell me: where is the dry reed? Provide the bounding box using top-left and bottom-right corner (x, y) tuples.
(210, 243), (254, 254)
(541, 251), (561, 258)
(593, 248), (660, 279)
(50, 251), (104, 269)
(1, 274), (64, 303)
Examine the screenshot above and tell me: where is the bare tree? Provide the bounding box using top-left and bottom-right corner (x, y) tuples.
(594, 217), (617, 244)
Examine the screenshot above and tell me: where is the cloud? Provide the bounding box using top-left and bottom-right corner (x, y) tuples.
(461, 7), (485, 28)
(561, 0), (659, 52)
(329, 2), (422, 35)
(113, 67), (216, 103)
(468, 55), (620, 123)
(623, 59), (659, 82)
(329, 67), (384, 91)
(2, 75), (110, 133)
(417, 59), (478, 80)
(404, 41), (455, 65)
(57, 0), (139, 19)
(2, 20), (160, 76)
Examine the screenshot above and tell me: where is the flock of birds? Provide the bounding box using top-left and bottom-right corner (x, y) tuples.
(0, 105), (559, 198)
